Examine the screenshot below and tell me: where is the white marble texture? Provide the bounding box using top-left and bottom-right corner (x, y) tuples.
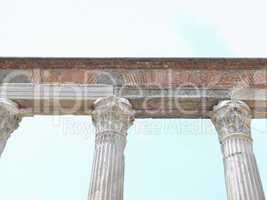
(0, 98), (21, 157)
(88, 96), (134, 200)
(0, 139), (7, 157)
(212, 100), (265, 200)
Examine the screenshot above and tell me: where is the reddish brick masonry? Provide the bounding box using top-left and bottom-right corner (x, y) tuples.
(0, 58), (266, 89)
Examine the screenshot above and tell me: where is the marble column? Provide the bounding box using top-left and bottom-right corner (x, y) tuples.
(0, 98), (21, 157)
(88, 96), (134, 200)
(211, 100), (265, 200)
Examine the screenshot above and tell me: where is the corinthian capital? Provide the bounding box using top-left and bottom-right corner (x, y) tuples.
(0, 98), (21, 140)
(92, 96), (135, 135)
(211, 100), (251, 142)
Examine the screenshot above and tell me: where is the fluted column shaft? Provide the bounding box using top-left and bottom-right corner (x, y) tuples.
(88, 96), (134, 200)
(212, 100), (265, 200)
(0, 98), (21, 157)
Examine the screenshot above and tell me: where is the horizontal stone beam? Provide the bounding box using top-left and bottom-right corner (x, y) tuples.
(0, 83), (266, 118)
(0, 58), (267, 118)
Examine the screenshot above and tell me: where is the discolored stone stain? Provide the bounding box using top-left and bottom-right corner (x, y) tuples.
(120, 69), (267, 89)
(96, 71), (123, 86)
(1, 67), (266, 90)
(252, 70), (267, 88)
(0, 70), (32, 83)
(39, 69), (97, 84)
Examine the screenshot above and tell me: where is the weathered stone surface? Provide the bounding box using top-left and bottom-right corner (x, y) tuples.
(211, 100), (251, 141)
(0, 58), (267, 118)
(0, 98), (21, 157)
(1, 58), (267, 69)
(0, 58), (267, 88)
(89, 96), (134, 200)
(211, 100), (265, 200)
(0, 83), (266, 118)
(0, 70), (32, 83)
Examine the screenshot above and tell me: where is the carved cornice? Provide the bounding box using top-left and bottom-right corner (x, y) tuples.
(0, 57), (267, 69)
(211, 100), (252, 142)
(92, 96), (135, 136)
(0, 98), (21, 140)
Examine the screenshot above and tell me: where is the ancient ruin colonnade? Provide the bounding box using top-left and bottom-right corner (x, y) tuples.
(0, 58), (267, 200)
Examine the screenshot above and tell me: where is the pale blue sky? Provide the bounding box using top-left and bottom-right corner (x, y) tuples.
(0, 117), (267, 200)
(0, 0), (267, 200)
(1, 0), (267, 57)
